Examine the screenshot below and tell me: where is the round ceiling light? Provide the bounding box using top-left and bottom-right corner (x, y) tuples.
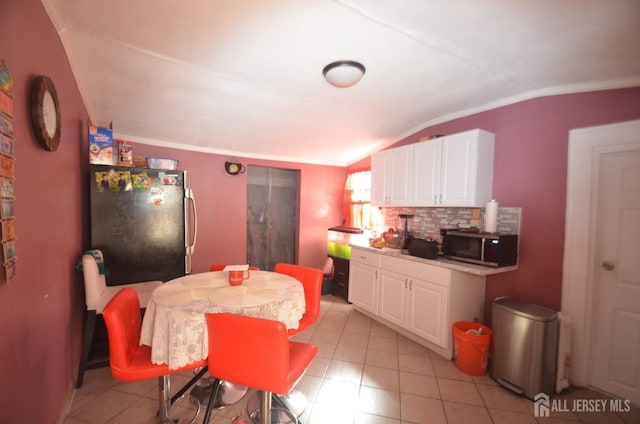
(322, 60), (366, 88)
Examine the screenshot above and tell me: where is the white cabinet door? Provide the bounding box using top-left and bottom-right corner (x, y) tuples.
(371, 146), (413, 206)
(378, 270), (408, 328)
(371, 153), (387, 206)
(411, 129), (495, 207)
(407, 278), (449, 347)
(348, 261), (379, 315)
(413, 140), (441, 206)
(440, 130), (494, 207)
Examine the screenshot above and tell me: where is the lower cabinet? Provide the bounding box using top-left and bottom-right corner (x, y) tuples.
(349, 246), (486, 359)
(406, 278), (449, 347)
(348, 248), (381, 315)
(379, 265), (450, 349)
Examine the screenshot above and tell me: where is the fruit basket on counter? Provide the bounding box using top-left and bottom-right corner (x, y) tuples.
(369, 228), (406, 249)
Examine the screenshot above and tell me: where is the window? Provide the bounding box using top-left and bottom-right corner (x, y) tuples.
(343, 170), (383, 229)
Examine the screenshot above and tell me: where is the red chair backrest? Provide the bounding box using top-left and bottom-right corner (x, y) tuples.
(103, 288), (142, 379)
(206, 313), (293, 394)
(274, 263), (323, 334)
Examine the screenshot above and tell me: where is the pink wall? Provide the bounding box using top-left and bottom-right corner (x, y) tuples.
(352, 88), (640, 322)
(0, 1), (346, 421)
(0, 0), (89, 421)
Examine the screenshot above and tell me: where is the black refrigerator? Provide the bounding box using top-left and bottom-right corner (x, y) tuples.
(89, 164), (197, 285)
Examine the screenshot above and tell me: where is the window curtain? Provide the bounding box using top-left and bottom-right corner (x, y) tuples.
(343, 170), (383, 229)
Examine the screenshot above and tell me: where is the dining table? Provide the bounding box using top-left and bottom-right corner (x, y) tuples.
(140, 270), (306, 371)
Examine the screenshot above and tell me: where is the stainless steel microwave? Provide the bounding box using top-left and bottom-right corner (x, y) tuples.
(443, 231), (518, 267)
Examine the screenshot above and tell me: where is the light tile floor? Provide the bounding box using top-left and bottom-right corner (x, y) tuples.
(63, 295), (639, 424)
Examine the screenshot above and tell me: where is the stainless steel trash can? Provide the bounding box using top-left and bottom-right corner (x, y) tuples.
(490, 298), (558, 400)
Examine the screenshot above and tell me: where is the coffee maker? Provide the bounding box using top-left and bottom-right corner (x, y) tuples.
(397, 214), (413, 250)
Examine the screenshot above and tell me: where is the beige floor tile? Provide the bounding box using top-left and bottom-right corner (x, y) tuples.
(476, 383), (532, 414)
(362, 364), (400, 391)
(370, 322), (398, 339)
(398, 353), (435, 376)
(315, 379), (360, 408)
(399, 371), (440, 399)
(325, 359), (364, 385)
(573, 410), (627, 424)
(358, 386), (401, 419)
(344, 319), (373, 335)
(333, 343), (368, 364)
(317, 317), (349, 331)
(295, 374), (323, 402)
(443, 400), (493, 424)
(400, 393), (447, 424)
(397, 336), (431, 357)
(308, 401), (358, 424)
(355, 411), (401, 424)
(66, 389), (140, 424)
(306, 355), (330, 378)
(471, 373), (497, 386)
(339, 331), (370, 349)
(367, 335), (398, 353)
(365, 349), (399, 370)
(311, 340), (337, 359)
(488, 407), (538, 424)
(437, 378), (483, 406)
(311, 328), (342, 344)
(431, 358), (473, 382)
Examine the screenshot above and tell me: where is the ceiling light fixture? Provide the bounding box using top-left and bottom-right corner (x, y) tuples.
(322, 60), (366, 88)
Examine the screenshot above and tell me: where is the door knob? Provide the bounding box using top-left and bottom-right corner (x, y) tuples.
(601, 261), (615, 271)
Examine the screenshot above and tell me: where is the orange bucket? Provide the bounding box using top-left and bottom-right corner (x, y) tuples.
(453, 321), (492, 376)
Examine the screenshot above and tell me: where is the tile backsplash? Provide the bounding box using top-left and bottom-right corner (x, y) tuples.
(382, 206), (522, 243)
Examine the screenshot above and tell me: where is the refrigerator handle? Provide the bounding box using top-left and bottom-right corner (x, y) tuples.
(186, 188), (197, 257)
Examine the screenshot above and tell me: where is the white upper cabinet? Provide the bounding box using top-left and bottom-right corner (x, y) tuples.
(437, 129), (495, 207)
(371, 145), (413, 206)
(373, 129), (495, 207)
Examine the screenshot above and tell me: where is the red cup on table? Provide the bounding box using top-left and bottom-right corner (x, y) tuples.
(228, 269), (250, 286)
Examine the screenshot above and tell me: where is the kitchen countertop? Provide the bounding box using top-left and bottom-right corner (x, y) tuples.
(350, 244), (518, 276)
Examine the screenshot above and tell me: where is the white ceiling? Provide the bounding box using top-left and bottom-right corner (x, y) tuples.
(43, 0), (640, 166)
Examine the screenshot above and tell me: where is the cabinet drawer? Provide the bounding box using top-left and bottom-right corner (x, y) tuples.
(381, 255), (451, 286)
(350, 247), (381, 267)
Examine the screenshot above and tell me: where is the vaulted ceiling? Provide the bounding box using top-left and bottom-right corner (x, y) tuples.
(43, 0), (640, 166)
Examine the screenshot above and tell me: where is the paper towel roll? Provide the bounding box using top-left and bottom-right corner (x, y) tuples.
(484, 200), (498, 233)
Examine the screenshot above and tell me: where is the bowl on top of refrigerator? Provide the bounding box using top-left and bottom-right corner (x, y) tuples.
(146, 157), (179, 170)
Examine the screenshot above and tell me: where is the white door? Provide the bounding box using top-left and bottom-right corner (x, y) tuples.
(590, 149), (640, 403)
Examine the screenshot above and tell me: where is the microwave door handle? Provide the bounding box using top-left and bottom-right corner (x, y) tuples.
(480, 237), (486, 262)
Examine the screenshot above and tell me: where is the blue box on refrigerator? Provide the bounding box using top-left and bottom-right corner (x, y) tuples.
(89, 125), (114, 165)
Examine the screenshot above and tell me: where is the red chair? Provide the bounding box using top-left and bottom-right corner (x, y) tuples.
(202, 313), (317, 424)
(209, 263), (260, 271)
(76, 249), (162, 388)
(274, 263), (323, 335)
(103, 288), (208, 423)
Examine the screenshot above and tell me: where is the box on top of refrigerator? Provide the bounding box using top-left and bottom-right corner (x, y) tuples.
(89, 125), (114, 165)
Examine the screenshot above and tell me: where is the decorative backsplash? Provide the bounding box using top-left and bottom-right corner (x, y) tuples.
(381, 206), (522, 243)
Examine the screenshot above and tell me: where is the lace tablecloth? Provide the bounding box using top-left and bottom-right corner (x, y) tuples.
(140, 271), (306, 370)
